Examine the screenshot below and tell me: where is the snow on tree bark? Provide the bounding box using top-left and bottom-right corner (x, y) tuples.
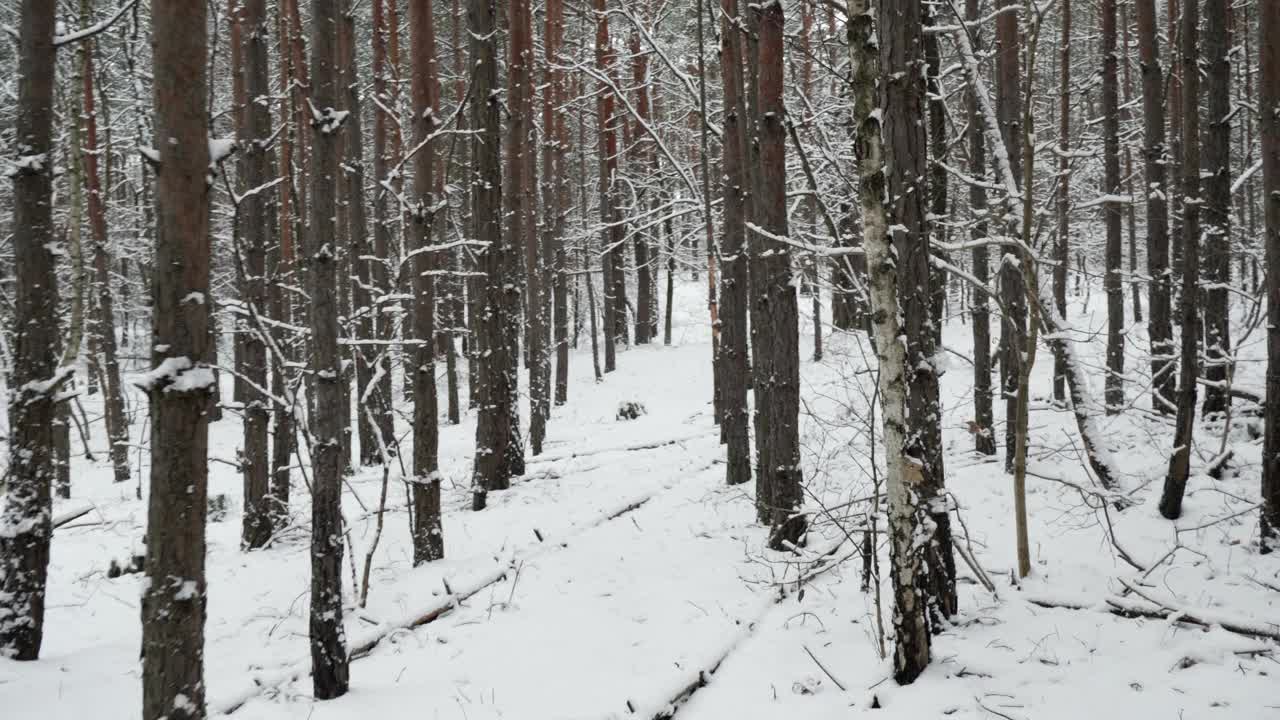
(139, 0), (214, 715)
(1, 0), (61, 662)
(306, 0), (351, 698)
(853, 0), (931, 684)
(408, 0), (443, 564)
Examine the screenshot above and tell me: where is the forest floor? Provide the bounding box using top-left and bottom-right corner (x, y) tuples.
(2, 279), (1278, 720)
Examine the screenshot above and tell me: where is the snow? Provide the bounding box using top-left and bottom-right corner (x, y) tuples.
(2, 281), (1276, 720)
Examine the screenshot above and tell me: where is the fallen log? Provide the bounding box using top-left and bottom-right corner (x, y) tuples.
(1026, 586), (1280, 643)
(215, 491), (661, 714)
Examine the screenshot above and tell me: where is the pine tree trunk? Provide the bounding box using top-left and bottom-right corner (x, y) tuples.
(239, 0), (275, 550)
(471, 0), (517, 510)
(1136, 0), (1176, 413)
(996, 0), (1028, 472)
(1054, 0), (1071, 403)
(967, 0), (996, 456)
(1201, 0), (1233, 416)
(408, 0), (443, 564)
(754, 1), (805, 551)
(79, 0), (130, 486)
(1103, 0), (1126, 414)
(854, 0), (931, 684)
(718, 0), (752, 488)
(140, 1), (213, 714)
(596, 0), (621, 374)
(1, 0), (60, 662)
(1160, 0), (1202, 520)
(1261, 0), (1280, 552)
(548, 0), (570, 406)
(882, 0), (955, 619)
(306, 0), (350, 697)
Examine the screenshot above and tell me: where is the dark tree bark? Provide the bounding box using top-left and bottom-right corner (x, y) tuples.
(269, 0), (299, 535)
(140, 0), (213, 714)
(967, 0), (995, 457)
(306, 0), (351, 698)
(361, 0), (396, 466)
(1201, 0), (1233, 416)
(718, 0), (752, 488)
(867, 0), (932, 684)
(882, 0), (955, 620)
(596, 0), (626, 372)
(79, 0), (130, 486)
(408, 0), (443, 564)
(751, 1), (805, 551)
(631, 25), (656, 347)
(470, 0), (517, 510)
(1160, 0), (1202, 520)
(548, 0), (570, 406)
(996, 0), (1028, 472)
(0, 0), (60, 662)
(1054, 0), (1072, 403)
(1262, 0), (1280, 552)
(1136, 0), (1176, 413)
(1103, 0), (1125, 413)
(924, 2), (948, 348)
(1168, 0), (1185, 289)
(239, 0), (276, 550)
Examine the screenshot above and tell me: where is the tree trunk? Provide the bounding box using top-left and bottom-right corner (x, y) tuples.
(1103, 0), (1125, 413)
(548, 0), (570, 406)
(968, 0), (996, 456)
(79, 0), (130, 486)
(408, 0), (443, 564)
(1160, 0), (1202, 520)
(239, 0), (275, 550)
(470, 0), (517, 510)
(1201, 0), (1233, 416)
(1, 0), (60, 662)
(854, 0), (931, 684)
(754, 0), (805, 551)
(140, 1), (213, 714)
(718, 0), (752, 487)
(1136, 0), (1175, 413)
(1054, 0), (1072, 403)
(1262, 0), (1280, 552)
(996, 0), (1028, 472)
(306, 0), (351, 698)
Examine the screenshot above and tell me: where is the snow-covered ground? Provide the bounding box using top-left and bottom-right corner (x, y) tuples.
(3, 278), (1277, 719)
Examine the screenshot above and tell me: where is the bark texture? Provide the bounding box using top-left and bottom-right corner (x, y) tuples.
(306, 0), (351, 698)
(409, 0), (443, 564)
(1, 0), (60, 662)
(140, 1), (213, 715)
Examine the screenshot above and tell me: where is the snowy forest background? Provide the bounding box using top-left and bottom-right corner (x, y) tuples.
(1, 0), (1278, 718)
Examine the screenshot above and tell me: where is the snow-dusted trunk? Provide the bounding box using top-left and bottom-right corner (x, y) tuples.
(408, 0), (443, 564)
(140, 0), (213, 715)
(1053, 0), (1072, 404)
(752, 2), (805, 551)
(1201, 0), (1234, 416)
(995, 0), (1028, 472)
(855, 0), (931, 683)
(1102, 0), (1126, 413)
(79, 0), (130, 487)
(359, 0), (395, 467)
(1136, 0), (1175, 413)
(1161, 0), (1202, 520)
(1263, 0), (1280, 551)
(596, 0), (622, 374)
(306, 0), (350, 698)
(1, 0), (60, 662)
(470, 0), (516, 509)
(718, 0), (752, 488)
(548, 0), (571, 406)
(238, 0), (275, 550)
(966, 0), (995, 456)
